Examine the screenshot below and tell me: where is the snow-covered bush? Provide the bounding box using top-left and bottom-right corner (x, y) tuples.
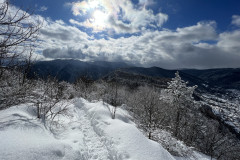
(0, 69), (34, 110)
(126, 86), (168, 139)
(74, 76), (96, 100)
(153, 129), (194, 157)
(31, 77), (72, 124)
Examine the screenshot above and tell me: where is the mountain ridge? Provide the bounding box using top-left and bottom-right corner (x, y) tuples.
(29, 59), (240, 91)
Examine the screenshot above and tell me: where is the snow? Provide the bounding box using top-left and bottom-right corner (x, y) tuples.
(0, 104), (81, 160)
(175, 151), (215, 160)
(0, 98), (175, 160)
(79, 99), (175, 160)
(201, 93), (240, 135)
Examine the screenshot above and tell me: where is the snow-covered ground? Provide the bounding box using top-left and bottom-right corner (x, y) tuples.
(0, 98), (176, 160)
(201, 92), (240, 135)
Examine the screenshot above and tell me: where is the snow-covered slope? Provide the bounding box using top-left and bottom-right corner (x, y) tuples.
(0, 98), (175, 160)
(0, 103), (82, 160)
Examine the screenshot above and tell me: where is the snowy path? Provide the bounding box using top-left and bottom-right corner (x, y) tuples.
(72, 99), (176, 160)
(73, 105), (111, 160)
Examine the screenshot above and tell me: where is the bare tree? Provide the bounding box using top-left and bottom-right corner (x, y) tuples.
(0, 0), (41, 109)
(126, 86), (167, 139)
(102, 81), (123, 119)
(74, 75), (95, 100)
(0, 0), (41, 70)
(33, 77), (71, 125)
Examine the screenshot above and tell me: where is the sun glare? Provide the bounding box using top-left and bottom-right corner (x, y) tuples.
(92, 10), (108, 28)
(73, 0), (110, 31)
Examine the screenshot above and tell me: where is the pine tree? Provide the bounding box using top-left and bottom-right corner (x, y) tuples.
(166, 71), (197, 138)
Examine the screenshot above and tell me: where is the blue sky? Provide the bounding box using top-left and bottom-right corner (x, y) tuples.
(13, 0), (240, 31)
(10, 0), (240, 69)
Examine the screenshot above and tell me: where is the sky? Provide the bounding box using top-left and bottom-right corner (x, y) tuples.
(9, 0), (240, 69)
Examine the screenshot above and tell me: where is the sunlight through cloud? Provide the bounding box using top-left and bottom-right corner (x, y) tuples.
(92, 10), (108, 29)
(70, 0), (168, 33)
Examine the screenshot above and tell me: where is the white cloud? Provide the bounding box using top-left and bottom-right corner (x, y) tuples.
(156, 13), (168, 27)
(69, 0), (168, 33)
(39, 18), (240, 69)
(39, 6), (48, 12)
(217, 30), (240, 54)
(232, 15), (240, 27)
(138, 0), (155, 6)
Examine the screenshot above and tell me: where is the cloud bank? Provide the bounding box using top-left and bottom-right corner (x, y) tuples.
(38, 17), (240, 69)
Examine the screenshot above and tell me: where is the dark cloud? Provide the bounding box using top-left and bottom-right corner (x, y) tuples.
(43, 48), (86, 59)
(40, 29), (72, 41)
(173, 44), (240, 69)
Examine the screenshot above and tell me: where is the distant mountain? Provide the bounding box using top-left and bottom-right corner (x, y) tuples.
(118, 67), (209, 91)
(181, 68), (240, 90)
(29, 59), (240, 91)
(28, 59), (131, 82)
(102, 70), (170, 89)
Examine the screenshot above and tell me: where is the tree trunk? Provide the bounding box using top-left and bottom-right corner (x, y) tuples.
(148, 132), (152, 139)
(174, 109), (180, 138)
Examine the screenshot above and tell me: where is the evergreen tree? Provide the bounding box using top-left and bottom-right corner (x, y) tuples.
(165, 71), (197, 138)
